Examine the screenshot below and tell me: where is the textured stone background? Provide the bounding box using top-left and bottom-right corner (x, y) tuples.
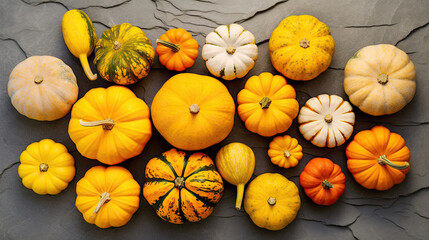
(1, 0), (428, 239)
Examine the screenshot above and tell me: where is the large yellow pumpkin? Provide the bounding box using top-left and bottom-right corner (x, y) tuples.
(269, 15), (335, 81)
(151, 73), (235, 150)
(68, 86), (152, 165)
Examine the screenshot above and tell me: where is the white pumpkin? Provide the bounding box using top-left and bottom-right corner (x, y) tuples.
(298, 94), (355, 148)
(344, 44), (416, 116)
(8, 56), (78, 121)
(202, 23), (258, 80)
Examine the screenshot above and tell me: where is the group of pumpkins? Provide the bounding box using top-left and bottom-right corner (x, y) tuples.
(8, 9), (416, 231)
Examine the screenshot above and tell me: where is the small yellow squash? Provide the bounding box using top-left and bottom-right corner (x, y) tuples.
(268, 135), (303, 168)
(244, 173), (301, 231)
(215, 142), (255, 210)
(18, 139), (75, 195)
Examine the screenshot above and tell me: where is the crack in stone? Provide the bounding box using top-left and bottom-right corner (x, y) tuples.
(328, 66), (345, 71)
(235, 0), (289, 24)
(92, 21), (167, 31)
(344, 23), (397, 28)
(395, 21), (429, 46)
(0, 162), (19, 181)
(78, 0), (132, 10)
(19, 0), (69, 10)
(358, 120), (429, 127)
(256, 38), (269, 46)
(300, 217), (359, 240)
(0, 37), (28, 58)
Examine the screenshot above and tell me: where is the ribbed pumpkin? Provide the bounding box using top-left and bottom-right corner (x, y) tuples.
(18, 139), (75, 195)
(269, 15), (335, 81)
(8, 56), (78, 121)
(94, 23), (155, 85)
(143, 148), (224, 224)
(300, 158), (346, 205)
(75, 166), (141, 228)
(346, 126), (410, 190)
(344, 44), (416, 116)
(151, 73), (235, 150)
(156, 28), (199, 71)
(268, 135), (303, 168)
(237, 72), (299, 137)
(68, 86), (152, 165)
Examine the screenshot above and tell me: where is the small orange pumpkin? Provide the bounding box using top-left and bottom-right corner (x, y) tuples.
(268, 135), (302, 168)
(156, 28), (199, 71)
(346, 126), (410, 191)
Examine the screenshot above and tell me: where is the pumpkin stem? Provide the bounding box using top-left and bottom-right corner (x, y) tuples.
(93, 192), (111, 216)
(377, 73), (389, 85)
(34, 76), (43, 84)
(226, 46), (236, 54)
(299, 38), (310, 49)
(79, 118), (115, 130)
(79, 54), (97, 80)
(267, 196), (276, 206)
(322, 179), (334, 189)
(378, 155), (409, 170)
(324, 114), (333, 123)
(39, 163), (49, 172)
(283, 150), (291, 158)
(174, 176), (185, 189)
(235, 184), (245, 210)
(189, 104), (200, 114)
(259, 97), (272, 109)
(113, 41), (122, 50)
(156, 39), (180, 52)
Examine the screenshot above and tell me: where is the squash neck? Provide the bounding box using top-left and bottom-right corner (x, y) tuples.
(79, 118), (115, 130)
(378, 155), (409, 170)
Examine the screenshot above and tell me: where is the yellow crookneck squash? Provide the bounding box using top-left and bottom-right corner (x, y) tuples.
(143, 148), (224, 224)
(151, 73), (235, 150)
(268, 135), (303, 168)
(18, 139), (75, 195)
(68, 86), (152, 165)
(237, 72), (299, 137)
(269, 15), (335, 81)
(76, 166), (141, 228)
(62, 9), (97, 80)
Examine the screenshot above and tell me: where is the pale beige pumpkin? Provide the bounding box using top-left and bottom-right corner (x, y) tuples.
(8, 56), (78, 121)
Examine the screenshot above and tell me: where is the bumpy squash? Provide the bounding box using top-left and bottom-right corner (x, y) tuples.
(202, 23), (258, 80)
(244, 173), (300, 231)
(344, 44), (416, 116)
(215, 143), (255, 210)
(143, 148), (224, 224)
(300, 158), (346, 205)
(237, 72), (299, 137)
(298, 94), (355, 148)
(94, 23), (155, 85)
(18, 139), (75, 195)
(68, 86), (152, 165)
(156, 28), (199, 71)
(76, 166), (140, 228)
(8, 56), (78, 121)
(269, 15), (335, 81)
(151, 73), (235, 150)
(62, 9), (97, 80)
(346, 126), (410, 190)
(268, 135), (302, 168)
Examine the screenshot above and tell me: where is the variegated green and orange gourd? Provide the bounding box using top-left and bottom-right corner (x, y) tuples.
(94, 23), (155, 85)
(143, 148), (224, 224)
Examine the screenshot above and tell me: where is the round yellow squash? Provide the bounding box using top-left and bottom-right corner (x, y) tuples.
(18, 139), (75, 195)
(151, 73), (235, 150)
(268, 135), (303, 168)
(244, 173), (301, 231)
(8, 56), (78, 121)
(68, 86), (152, 165)
(344, 44), (416, 116)
(269, 15), (335, 81)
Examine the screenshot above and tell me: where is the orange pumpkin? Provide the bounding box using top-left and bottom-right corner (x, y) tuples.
(346, 126), (410, 191)
(268, 135), (302, 168)
(237, 72), (299, 137)
(300, 158), (345, 205)
(156, 28), (199, 71)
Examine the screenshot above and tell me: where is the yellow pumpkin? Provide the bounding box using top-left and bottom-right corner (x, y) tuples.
(8, 56), (78, 121)
(268, 135), (303, 168)
(151, 73), (235, 150)
(269, 15), (335, 81)
(244, 173), (301, 231)
(237, 72), (299, 137)
(344, 44), (416, 116)
(68, 86), (152, 165)
(75, 166), (140, 228)
(215, 143), (255, 210)
(18, 139), (75, 195)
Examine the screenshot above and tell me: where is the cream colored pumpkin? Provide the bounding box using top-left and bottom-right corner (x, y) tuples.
(8, 56), (78, 121)
(344, 44), (416, 116)
(298, 94), (355, 148)
(202, 23), (258, 80)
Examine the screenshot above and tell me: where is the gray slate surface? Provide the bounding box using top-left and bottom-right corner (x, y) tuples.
(1, 0), (428, 239)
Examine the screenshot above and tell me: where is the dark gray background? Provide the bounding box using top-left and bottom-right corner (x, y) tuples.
(1, 0), (428, 239)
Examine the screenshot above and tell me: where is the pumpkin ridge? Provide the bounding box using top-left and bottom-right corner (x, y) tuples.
(157, 154), (179, 178)
(151, 187), (175, 212)
(177, 188), (188, 223)
(180, 153), (190, 177)
(184, 165), (217, 180)
(145, 177), (174, 183)
(183, 188), (216, 207)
